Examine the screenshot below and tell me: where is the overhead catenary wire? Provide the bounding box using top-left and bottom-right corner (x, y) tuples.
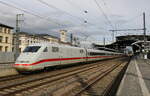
(95, 0), (146, 41)
(37, 0), (107, 31)
(120, 14), (143, 25)
(36, 0), (86, 23)
(36, 0), (97, 42)
(0, 0), (65, 28)
(35, 0), (106, 39)
(0, 0), (105, 43)
(36, 0), (103, 28)
(100, 0), (113, 16)
(11, 0), (86, 29)
(64, 0), (106, 30)
(115, 14), (143, 36)
(36, 0), (104, 41)
(101, 1), (143, 31)
(93, 0), (116, 42)
(2, 0), (95, 42)
(94, 0), (114, 29)
(64, 0), (109, 42)
(100, 0), (117, 29)
(95, 0), (143, 38)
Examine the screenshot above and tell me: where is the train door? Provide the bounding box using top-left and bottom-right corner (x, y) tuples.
(60, 47), (72, 65)
(59, 46), (64, 65)
(41, 46), (48, 59)
(85, 48), (88, 62)
(71, 48), (80, 64)
(45, 45), (60, 66)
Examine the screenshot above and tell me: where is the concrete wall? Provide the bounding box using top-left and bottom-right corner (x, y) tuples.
(0, 52), (15, 63)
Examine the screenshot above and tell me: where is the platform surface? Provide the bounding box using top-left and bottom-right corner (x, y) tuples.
(117, 55), (150, 96)
(0, 63), (18, 77)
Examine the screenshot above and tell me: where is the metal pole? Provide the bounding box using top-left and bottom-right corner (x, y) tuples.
(143, 12), (146, 43)
(70, 33), (73, 45)
(103, 37), (105, 48)
(14, 14), (23, 60)
(143, 12), (147, 59)
(110, 30), (115, 42)
(112, 30), (114, 42)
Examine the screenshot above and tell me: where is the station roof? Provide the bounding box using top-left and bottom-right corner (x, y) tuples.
(93, 35), (150, 53)
(116, 35), (150, 41)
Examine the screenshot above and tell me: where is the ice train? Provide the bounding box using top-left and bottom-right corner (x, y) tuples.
(14, 43), (123, 72)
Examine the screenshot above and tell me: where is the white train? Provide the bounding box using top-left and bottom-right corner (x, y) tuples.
(14, 43), (123, 72)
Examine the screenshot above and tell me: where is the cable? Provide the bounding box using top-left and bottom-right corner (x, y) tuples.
(36, 0), (107, 41)
(11, 0), (88, 29)
(36, 0), (86, 23)
(2, 0), (97, 41)
(0, 1), (65, 27)
(100, 0), (117, 29)
(101, 0), (113, 16)
(99, 0), (143, 38)
(34, 0), (106, 32)
(120, 14), (142, 25)
(94, 0), (114, 29)
(36, 0), (107, 31)
(0, 0), (106, 42)
(64, 0), (106, 30)
(116, 14), (143, 33)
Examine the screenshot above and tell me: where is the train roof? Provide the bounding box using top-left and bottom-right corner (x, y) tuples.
(28, 42), (122, 54)
(28, 42), (84, 49)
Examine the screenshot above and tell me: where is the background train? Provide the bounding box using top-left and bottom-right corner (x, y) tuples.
(14, 43), (123, 72)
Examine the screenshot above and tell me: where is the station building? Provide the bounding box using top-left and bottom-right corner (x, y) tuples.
(39, 34), (59, 43)
(0, 23), (13, 52)
(60, 30), (67, 42)
(94, 35), (150, 53)
(0, 23), (69, 52)
(115, 35), (150, 52)
(13, 32), (60, 52)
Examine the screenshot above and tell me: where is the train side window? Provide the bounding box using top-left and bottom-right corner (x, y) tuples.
(52, 47), (59, 52)
(43, 47), (48, 52)
(89, 52), (106, 56)
(80, 49), (84, 53)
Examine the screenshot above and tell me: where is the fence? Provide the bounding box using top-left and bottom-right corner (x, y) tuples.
(0, 52), (15, 64)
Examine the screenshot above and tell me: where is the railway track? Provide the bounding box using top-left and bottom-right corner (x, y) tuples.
(0, 74), (24, 82)
(0, 57), (128, 96)
(73, 61), (127, 96)
(39, 58), (128, 96)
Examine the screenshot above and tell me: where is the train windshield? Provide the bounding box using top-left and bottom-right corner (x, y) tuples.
(23, 46), (41, 52)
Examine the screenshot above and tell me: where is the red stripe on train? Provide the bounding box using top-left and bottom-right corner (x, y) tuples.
(15, 56), (115, 66)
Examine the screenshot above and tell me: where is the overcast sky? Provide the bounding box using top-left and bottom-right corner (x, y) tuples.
(0, 0), (150, 44)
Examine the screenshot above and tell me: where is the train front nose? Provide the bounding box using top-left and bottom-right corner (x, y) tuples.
(14, 53), (35, 71)
(14, 61), (33, 71)
(14, 45), (41, 72)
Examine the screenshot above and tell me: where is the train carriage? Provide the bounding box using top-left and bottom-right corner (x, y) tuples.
(14, 43), (123, 72)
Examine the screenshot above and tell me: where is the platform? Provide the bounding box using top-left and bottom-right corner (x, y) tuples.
(116, 55), (150, 96)
(0, 63), (18, 77)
